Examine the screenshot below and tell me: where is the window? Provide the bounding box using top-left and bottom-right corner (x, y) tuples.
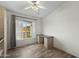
(16, 20), (32, 40)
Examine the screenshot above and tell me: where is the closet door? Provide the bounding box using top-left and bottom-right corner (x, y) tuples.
(0, 7), (4, 57)
(0, 6), (7, 57)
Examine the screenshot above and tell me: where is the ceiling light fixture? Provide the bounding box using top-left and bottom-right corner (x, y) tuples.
(31, 2), (39, 11)
(24, 1), (46, 11)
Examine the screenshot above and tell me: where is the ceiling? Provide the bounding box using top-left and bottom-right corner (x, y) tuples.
(0, 1), (64, 18)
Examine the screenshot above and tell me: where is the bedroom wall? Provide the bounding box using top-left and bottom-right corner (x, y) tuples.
(43, 1), (79, 57)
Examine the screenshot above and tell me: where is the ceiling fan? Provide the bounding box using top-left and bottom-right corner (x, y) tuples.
(24, 1), (46, 11)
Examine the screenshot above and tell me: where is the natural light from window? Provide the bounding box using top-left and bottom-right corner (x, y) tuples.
(16, 20), (32, 40)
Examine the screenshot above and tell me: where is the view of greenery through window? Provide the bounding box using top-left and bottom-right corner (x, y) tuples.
(16, 20), (32, 40)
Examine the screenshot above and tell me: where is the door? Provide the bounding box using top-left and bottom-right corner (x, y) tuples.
(16, 19), (33, 47)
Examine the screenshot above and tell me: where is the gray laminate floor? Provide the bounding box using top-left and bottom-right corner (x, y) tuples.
(7, 44), (76, 58)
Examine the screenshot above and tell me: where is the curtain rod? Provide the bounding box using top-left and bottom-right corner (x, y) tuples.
(14, 15), (38, 20)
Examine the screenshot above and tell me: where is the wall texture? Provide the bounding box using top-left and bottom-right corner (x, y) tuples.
(43, 2), (79, 57)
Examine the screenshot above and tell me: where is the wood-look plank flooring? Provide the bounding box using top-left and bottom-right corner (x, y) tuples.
(7, 44), (76, 58)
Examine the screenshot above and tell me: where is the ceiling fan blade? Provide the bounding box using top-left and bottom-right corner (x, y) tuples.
(38, 6), (46, 9)
(36, 1), (40, 4)
(24, 7), (31, 10)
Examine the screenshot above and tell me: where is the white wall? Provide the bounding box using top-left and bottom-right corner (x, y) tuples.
(6, 10), (42, 48)
(43, 1), (79, 57)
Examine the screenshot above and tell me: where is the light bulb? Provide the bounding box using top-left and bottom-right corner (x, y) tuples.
(31, 4), (39, 11)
